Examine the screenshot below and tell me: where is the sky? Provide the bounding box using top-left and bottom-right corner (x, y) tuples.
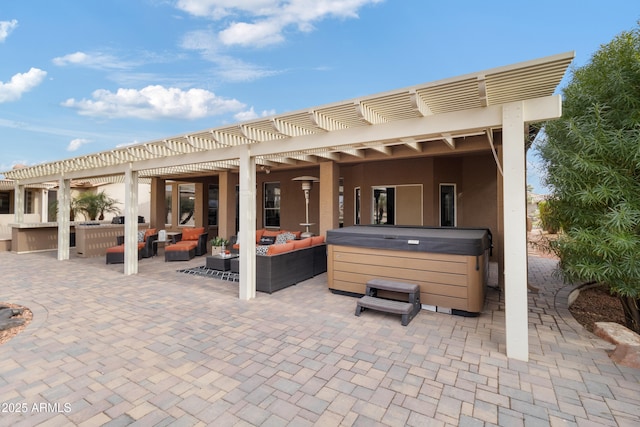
(1, 0), (639, 193)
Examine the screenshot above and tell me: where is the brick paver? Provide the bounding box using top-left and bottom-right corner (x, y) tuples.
(0, 250), (638, 426)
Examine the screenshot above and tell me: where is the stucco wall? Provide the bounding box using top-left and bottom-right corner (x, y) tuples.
(251, 154), (498, 239)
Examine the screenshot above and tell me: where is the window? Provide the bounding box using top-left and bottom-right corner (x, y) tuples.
(0, 192), (9, 214)
(264, 182), (280, 227)
(208, 184), (218, 226)
(372, 187), (395, 225)
(165, 184), (173, 225)
(339, 178), (344, 228)
(48, 190), (57, 220)
(23, 190), (34, 214)
(370, 184), (423, 226)
(354, 187), (361, 225)
(440, 184), (456, 227)
(178, 183), (195, 226)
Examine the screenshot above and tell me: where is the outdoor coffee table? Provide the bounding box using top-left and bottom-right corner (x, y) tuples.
(206, 254), (239, 271)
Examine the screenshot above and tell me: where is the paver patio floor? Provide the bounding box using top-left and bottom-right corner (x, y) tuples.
(0, 250), (638, 426)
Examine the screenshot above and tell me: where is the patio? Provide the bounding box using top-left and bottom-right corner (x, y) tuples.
(0, 250), (638, 426)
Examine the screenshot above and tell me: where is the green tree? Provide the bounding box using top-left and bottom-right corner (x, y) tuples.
(74, 190), (120, 221)
(539, 24), (640, 333)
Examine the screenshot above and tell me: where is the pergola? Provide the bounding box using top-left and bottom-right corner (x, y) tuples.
(2, 51), (574, 361)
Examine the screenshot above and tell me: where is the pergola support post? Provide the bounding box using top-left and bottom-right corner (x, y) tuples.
(502, 102), (529, 361)
(57, 178), (71, 261)
(238, 147), (256, 300)
(13, 182), (24, 224)
(218, 171), (236, 240)
(124, 166), (139, 275)
(319, 161), (340, 237)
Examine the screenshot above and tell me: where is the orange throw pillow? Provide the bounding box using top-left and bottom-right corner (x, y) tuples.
(311, 235), (325, 245)
(266, 242), (294, 255)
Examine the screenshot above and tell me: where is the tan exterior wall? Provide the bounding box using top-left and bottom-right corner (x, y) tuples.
(341, 157), (437, 227)
(340, 154), (497, 230)
(256, 167), (321, 234)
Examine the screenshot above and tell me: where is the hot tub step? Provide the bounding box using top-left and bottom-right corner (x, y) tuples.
(355, 296), (416, 326)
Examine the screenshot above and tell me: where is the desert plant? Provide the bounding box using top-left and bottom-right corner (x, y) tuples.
(210, 236), (228, 247)
(538, 23), (640, 333)
(74, 191), (120, 221)
(537, 200), (560, 234)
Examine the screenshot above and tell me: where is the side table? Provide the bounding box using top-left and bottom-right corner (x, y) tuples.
(153, 239), (170, 256)
(206, 254), (239, 271)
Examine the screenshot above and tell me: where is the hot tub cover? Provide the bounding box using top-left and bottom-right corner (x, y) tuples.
(326, 225), (492, 256)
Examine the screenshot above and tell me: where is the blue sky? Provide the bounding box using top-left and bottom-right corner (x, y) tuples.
(1, 1), (638, 192)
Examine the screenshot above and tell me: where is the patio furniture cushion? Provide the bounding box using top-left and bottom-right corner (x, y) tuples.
(266, 242), (294, 256)
(259, 235), (276, 245)
(106, 242), (146, 253)
(174, 227), (208, 256)
(165, 241), (197, 261)
(144, 228), (157, 241)
(181, 227), (204, 241)
(292, 238), (312, 249)
(275, 232), (296, 245)
(168, 241), (198, 251)
(283, 230), (302, 239)
(311, 235), (325, 245)
(106, 242), (145, 264)
(106, 229), (158, 264)
(263, 230), (280, 238)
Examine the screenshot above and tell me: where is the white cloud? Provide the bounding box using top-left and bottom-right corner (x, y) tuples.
(0, 68), (47, 103)
(62, 85), (246, 120)
(176, 0), (383, 48)
(176, 0), (276, 19)
(67, 138), (91, 152)
(177, 2), (382, 81)
(234, 107), (276, 121)
(219, 20), (284, 47)
(52, 51), (132, 70)
(180, 31), (281, 82)
(0, 19), (18, 42)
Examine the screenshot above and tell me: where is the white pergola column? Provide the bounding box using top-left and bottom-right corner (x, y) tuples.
(57, 178), (71, 261)
(13, 182), (24, 224)
(124, 166), (139, 275)
(238, 146), (256, 300)
(41, 189), (49, 222)
(502, 101), (529, 361)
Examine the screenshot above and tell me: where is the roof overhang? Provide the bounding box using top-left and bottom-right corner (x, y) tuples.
(2, 51), (574, 185)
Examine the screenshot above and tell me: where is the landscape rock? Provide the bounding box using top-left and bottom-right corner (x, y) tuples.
(594, 321), (640, 369)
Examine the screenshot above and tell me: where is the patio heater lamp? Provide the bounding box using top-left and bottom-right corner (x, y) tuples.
(292, 176), (319, 238)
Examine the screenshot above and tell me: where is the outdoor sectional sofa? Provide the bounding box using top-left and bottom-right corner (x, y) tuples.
(106, 228), (158, 264)
(165, 227), (208, 261)
(230, 235), (327, 293)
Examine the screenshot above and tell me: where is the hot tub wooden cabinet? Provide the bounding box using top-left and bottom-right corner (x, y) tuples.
(326, 226), (492, 316)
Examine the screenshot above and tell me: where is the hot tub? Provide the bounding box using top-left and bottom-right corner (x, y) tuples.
(326, 225), (492, 315)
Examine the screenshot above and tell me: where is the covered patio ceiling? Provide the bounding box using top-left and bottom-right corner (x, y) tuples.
(2, 52), (574, 185)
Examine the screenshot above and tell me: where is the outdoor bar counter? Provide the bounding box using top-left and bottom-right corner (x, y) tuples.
(326, 225), (492, 315)
(10, 222), (76, 254)
(10, 222), (148, 257)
